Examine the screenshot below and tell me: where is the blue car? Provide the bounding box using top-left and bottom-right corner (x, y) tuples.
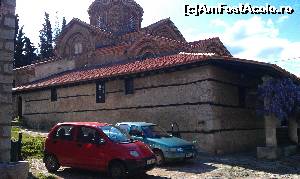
(116, 122), (197, 165)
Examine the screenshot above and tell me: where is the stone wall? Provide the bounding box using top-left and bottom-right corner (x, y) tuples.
(0, 0), (16, 162)
(16, 65), (265, 154)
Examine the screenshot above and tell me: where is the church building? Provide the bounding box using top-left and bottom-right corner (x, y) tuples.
(13, 0), (299, 154)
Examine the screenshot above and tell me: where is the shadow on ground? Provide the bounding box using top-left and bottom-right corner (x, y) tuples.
(158, 160), (217, 174)
(197, 151), (300, 175)
(30, 168), (172, 179)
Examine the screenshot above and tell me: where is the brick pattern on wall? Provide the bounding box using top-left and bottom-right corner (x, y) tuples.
(0, 0), (15, 162)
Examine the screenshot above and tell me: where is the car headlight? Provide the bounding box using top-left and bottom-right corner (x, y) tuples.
(129, 151), (140, 157)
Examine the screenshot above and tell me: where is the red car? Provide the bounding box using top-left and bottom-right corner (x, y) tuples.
(43, 122), (156, 178)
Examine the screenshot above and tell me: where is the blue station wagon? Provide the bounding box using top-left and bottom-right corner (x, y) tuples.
(116, 122), (197, 165)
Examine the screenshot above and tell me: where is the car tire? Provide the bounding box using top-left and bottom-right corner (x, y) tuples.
(154, 150), (165, 166)
(109, 161), (127, 179)
(44, 155), (60, 172)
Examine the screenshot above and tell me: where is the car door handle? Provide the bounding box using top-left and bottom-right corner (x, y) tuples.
(52, 141), (57, 144)
(77, 144), (82, 148)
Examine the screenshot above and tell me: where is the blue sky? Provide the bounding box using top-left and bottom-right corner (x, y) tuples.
(16, 0), (300, 76)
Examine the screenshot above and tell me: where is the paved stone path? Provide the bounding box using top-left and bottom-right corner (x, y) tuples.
(28, 153), (300, 179)
(21, 128), (300, 178)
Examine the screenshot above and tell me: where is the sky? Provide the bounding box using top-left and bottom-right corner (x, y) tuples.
(16, 0), (300, 77)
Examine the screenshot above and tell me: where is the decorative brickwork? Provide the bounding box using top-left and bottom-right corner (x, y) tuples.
(0, 0), (15, 163)
(88, 0), (143, 35)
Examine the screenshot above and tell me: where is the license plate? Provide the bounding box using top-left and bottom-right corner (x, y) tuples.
(186, 153), (193, 158)
(147, 159), (156, 165)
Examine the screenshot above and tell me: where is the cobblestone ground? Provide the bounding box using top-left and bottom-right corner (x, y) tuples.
(28, 152), (300, 179)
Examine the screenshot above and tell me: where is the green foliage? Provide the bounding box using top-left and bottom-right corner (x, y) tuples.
(23, 37), (38, 64)
(11, 127), (45, 159)
(14, 26), (25, 68)
(62, 17), (67, 30)
(35, 173), (56, 179)
(14, 15), (38, 68)
(53, 14), (67, 42)
(39, 12), (54, 59)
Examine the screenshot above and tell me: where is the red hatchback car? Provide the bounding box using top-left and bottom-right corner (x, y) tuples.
(43, 122), (156, 178)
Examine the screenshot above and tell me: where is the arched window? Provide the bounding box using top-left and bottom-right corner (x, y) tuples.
(74, 43), (83, 55)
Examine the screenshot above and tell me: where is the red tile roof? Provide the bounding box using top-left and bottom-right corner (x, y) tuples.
(13, 53), (299, 92)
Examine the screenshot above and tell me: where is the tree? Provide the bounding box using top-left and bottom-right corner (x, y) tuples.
(62, 17), (67, 30)
(39, 12), (54, 59)
(14, 14), (19, 48)
(53, 15), (67, 40)
(23, 37), (38, 65)
(14, 26), (25, 68)
(14, 14), (38, 68)
(257, 78), (300, 120)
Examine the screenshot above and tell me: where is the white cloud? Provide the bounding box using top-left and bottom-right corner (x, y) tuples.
(210, 18), (228, 28)
(277, 15), (289, 23)
(183, 16), (300, 76)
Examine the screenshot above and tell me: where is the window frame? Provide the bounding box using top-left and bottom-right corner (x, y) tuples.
(74, 43), (83, 55)
(96, 81), (106, 103)
(77, 126), (103, 144)
(51, 88), (57, 102)
(53, 125), (74, 141)
(125, 78), (134, 95)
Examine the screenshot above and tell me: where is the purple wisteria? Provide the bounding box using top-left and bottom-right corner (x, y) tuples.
(257, 78), (300, 120)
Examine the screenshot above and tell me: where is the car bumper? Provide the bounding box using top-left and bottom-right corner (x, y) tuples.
(164, 150), (196, 161)
(124, 156), (156, 173)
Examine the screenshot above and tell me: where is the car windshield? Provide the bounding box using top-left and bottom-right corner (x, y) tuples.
(100, 126), (132, 143)
(141, 125), (171, 138)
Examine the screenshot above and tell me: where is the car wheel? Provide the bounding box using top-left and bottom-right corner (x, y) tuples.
(154, 150), (165, 166)
(44, 155), (60, 172)
(109, 161), (127, 179)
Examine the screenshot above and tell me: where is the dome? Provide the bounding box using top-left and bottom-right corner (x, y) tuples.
(88, 0), (144, 35)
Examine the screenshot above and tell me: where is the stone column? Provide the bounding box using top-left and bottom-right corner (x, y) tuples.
(265, 115), (277, 147)
(261, 76), (278, 147)
(257, 76), (280, 159)
(0, 0), (16, 163)
(288, 117), (298, 144)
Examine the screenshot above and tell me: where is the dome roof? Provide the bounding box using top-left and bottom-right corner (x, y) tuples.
(88, 0), (144, 35)
(88, 0), (144, 17)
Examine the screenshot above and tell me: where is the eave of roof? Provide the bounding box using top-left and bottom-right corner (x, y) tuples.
(13, 52), (300, 93)
(55, 18), (113, 43)
(142, 18), (186, 42)
(13, 56), (62, 71)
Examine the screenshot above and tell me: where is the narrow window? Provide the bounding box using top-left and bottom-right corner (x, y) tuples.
(129, 16), (135, 31)
(125, 78), (134, 95)
(74, 43), (82, 55)
(51, 88), (57, 102)
(17, 96), (22, 118)
(96, 82), (105, 103)
(239, 87), (246, 107)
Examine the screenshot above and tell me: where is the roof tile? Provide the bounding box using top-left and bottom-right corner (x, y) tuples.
(14, 53), (299, 92)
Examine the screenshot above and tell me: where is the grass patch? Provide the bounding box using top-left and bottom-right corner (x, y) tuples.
(32, 172), (56, 179)
(11, 126), (46, 159)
